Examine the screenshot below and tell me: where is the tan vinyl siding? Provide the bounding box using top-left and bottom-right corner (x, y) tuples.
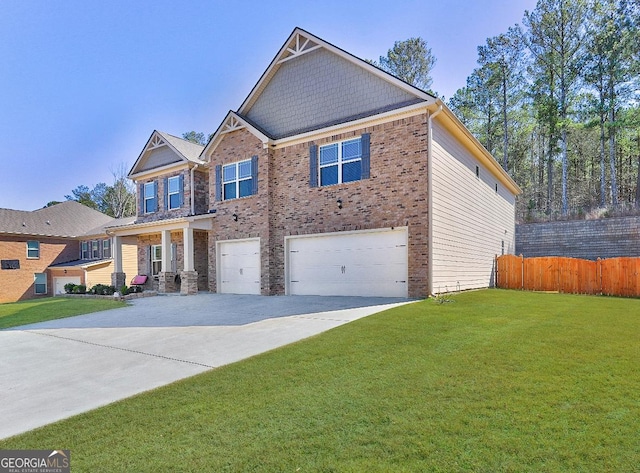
(431, 121), (516, 293)
(142, 146), (182, 171)
(83, 237), (138, 288)
(85, 262), (112, 288)
(122, 237), (138, 282)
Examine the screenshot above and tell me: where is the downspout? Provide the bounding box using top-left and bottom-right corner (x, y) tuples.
(427, 104), (443, 297)
(190, 164), (199, 215)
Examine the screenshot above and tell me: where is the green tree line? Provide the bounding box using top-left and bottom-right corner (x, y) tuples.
(448, 0), (640, 221)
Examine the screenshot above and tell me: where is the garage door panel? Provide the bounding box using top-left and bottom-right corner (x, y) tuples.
(218, 239), (260, 295)
(288, 229), (408, 297)
(54, 277), (81, 295)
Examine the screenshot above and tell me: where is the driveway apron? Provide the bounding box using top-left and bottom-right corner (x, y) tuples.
(0, 294), (413, 440)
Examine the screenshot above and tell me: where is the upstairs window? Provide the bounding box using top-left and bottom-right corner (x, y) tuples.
(309, 133), (370, 188)
(319, 138), (362, 186)
(215, 156), (258, 202)
(27, 240), (40, 259)
(103, 239), (111, 259)
(167, 176), (182, 210)
(91, 240), (100, 259)
(223, 159), (253, 200)
(81, 241), (89, 259)
(143, 181), (157, 213)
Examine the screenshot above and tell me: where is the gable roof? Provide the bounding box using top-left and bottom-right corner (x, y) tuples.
(238, 27), (435, 117)
(0, 201), (114, 238)
(129, 130), (205, 178)
(199, 27), (520, 195)
(203, 28), (437, 158)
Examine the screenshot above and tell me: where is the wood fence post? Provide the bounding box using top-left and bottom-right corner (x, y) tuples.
(520, 254), (524, 291)
(597, 258), (602, 295)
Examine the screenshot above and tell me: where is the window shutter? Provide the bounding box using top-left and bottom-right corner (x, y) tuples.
(146, 245), (151, 275)
(164, 177), (169, 211)
(153, 180), (158, 212)
(361, 133), (371, 179)
(178, 174), (184, 207)
(309, 144), (318, 187)
(215, 165), (222, 201)
(251, 155), (258, 195)
(139, 183), (144, 214)
(171, 243), (178, 272)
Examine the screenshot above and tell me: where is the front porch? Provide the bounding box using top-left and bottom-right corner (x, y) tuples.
(107, 215), (212, 296)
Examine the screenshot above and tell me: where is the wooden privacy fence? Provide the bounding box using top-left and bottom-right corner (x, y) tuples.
(496, 254), (640, 297)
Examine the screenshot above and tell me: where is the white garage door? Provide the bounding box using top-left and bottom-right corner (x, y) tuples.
(287, 228), (408, 297)
(218, 238), (261, 295)
(54, 276), (81, 295)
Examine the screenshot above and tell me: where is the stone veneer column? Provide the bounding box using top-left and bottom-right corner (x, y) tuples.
(111, 272), (126, 290)
(158, 272), (177, 293)
(180, 271), (198, 295)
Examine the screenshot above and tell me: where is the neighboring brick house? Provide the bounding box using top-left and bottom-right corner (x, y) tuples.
(108, 28), (521, 298)
(0, 201), (136, 303)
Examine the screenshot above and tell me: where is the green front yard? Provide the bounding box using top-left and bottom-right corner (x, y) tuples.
(2, 290), (639, 471)
(0, 297), (126, 329)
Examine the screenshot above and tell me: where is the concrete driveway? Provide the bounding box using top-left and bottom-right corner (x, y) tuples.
(0, 294), (413, 440)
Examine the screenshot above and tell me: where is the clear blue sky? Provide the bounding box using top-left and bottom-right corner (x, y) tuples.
(0, 0), (536, 211)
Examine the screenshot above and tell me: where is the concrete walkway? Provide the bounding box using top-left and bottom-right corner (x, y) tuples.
(0, 294), (413, 440)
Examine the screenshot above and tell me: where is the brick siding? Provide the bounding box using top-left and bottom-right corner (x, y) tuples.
(207, 113), (430, 297)
(0, 236), (79, 302)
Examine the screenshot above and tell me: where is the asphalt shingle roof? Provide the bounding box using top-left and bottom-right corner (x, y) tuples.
(0, 201), (114, 238)
(157, 131), (205, 163)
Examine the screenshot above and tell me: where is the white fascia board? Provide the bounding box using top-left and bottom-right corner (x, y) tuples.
(129, 162), (191, 182)
(106, 214), (213, 236)
(202, 112), (271, 159)
(432, 100), (522, 195)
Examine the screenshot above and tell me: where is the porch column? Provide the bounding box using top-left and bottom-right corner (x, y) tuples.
(183, 227), (194, 272)
(111, 235), (126, 289)
(181, 227), (198, 295)
(158, 230), (176, 293)
(161, 230), (171, 272)
(113, 235), (123, 273)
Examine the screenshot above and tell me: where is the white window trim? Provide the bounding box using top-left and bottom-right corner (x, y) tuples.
(144, 182), (155, 214)
(34, 273), (47, 295)
(26, 240), (40, 259)
(81, 241), (89, 259)
(223, 159), (252, 200)
(91, 240), (100, 259)
(103, 239), (111, 259)
(168, 176), (181, 210)
(151, 244), (162, 276)
(319, 137), (362, 186)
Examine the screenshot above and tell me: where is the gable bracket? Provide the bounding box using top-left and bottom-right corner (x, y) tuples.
(148, 135), (166, 150)
(222, 115), (245, 134)
(277, 33), (321, 64)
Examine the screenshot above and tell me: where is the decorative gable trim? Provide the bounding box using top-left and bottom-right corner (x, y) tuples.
(129, 130), (204, 178)
(201, 111), (271, 161)
(147, 134), (166, 151)
(238, 27), (436, 116)
(276, 31), (321, 65)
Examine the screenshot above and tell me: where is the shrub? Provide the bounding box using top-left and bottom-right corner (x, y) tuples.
(74, 284), (87, 294)
(64, 283), (76, 294)
(90, 284), (116, 295)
